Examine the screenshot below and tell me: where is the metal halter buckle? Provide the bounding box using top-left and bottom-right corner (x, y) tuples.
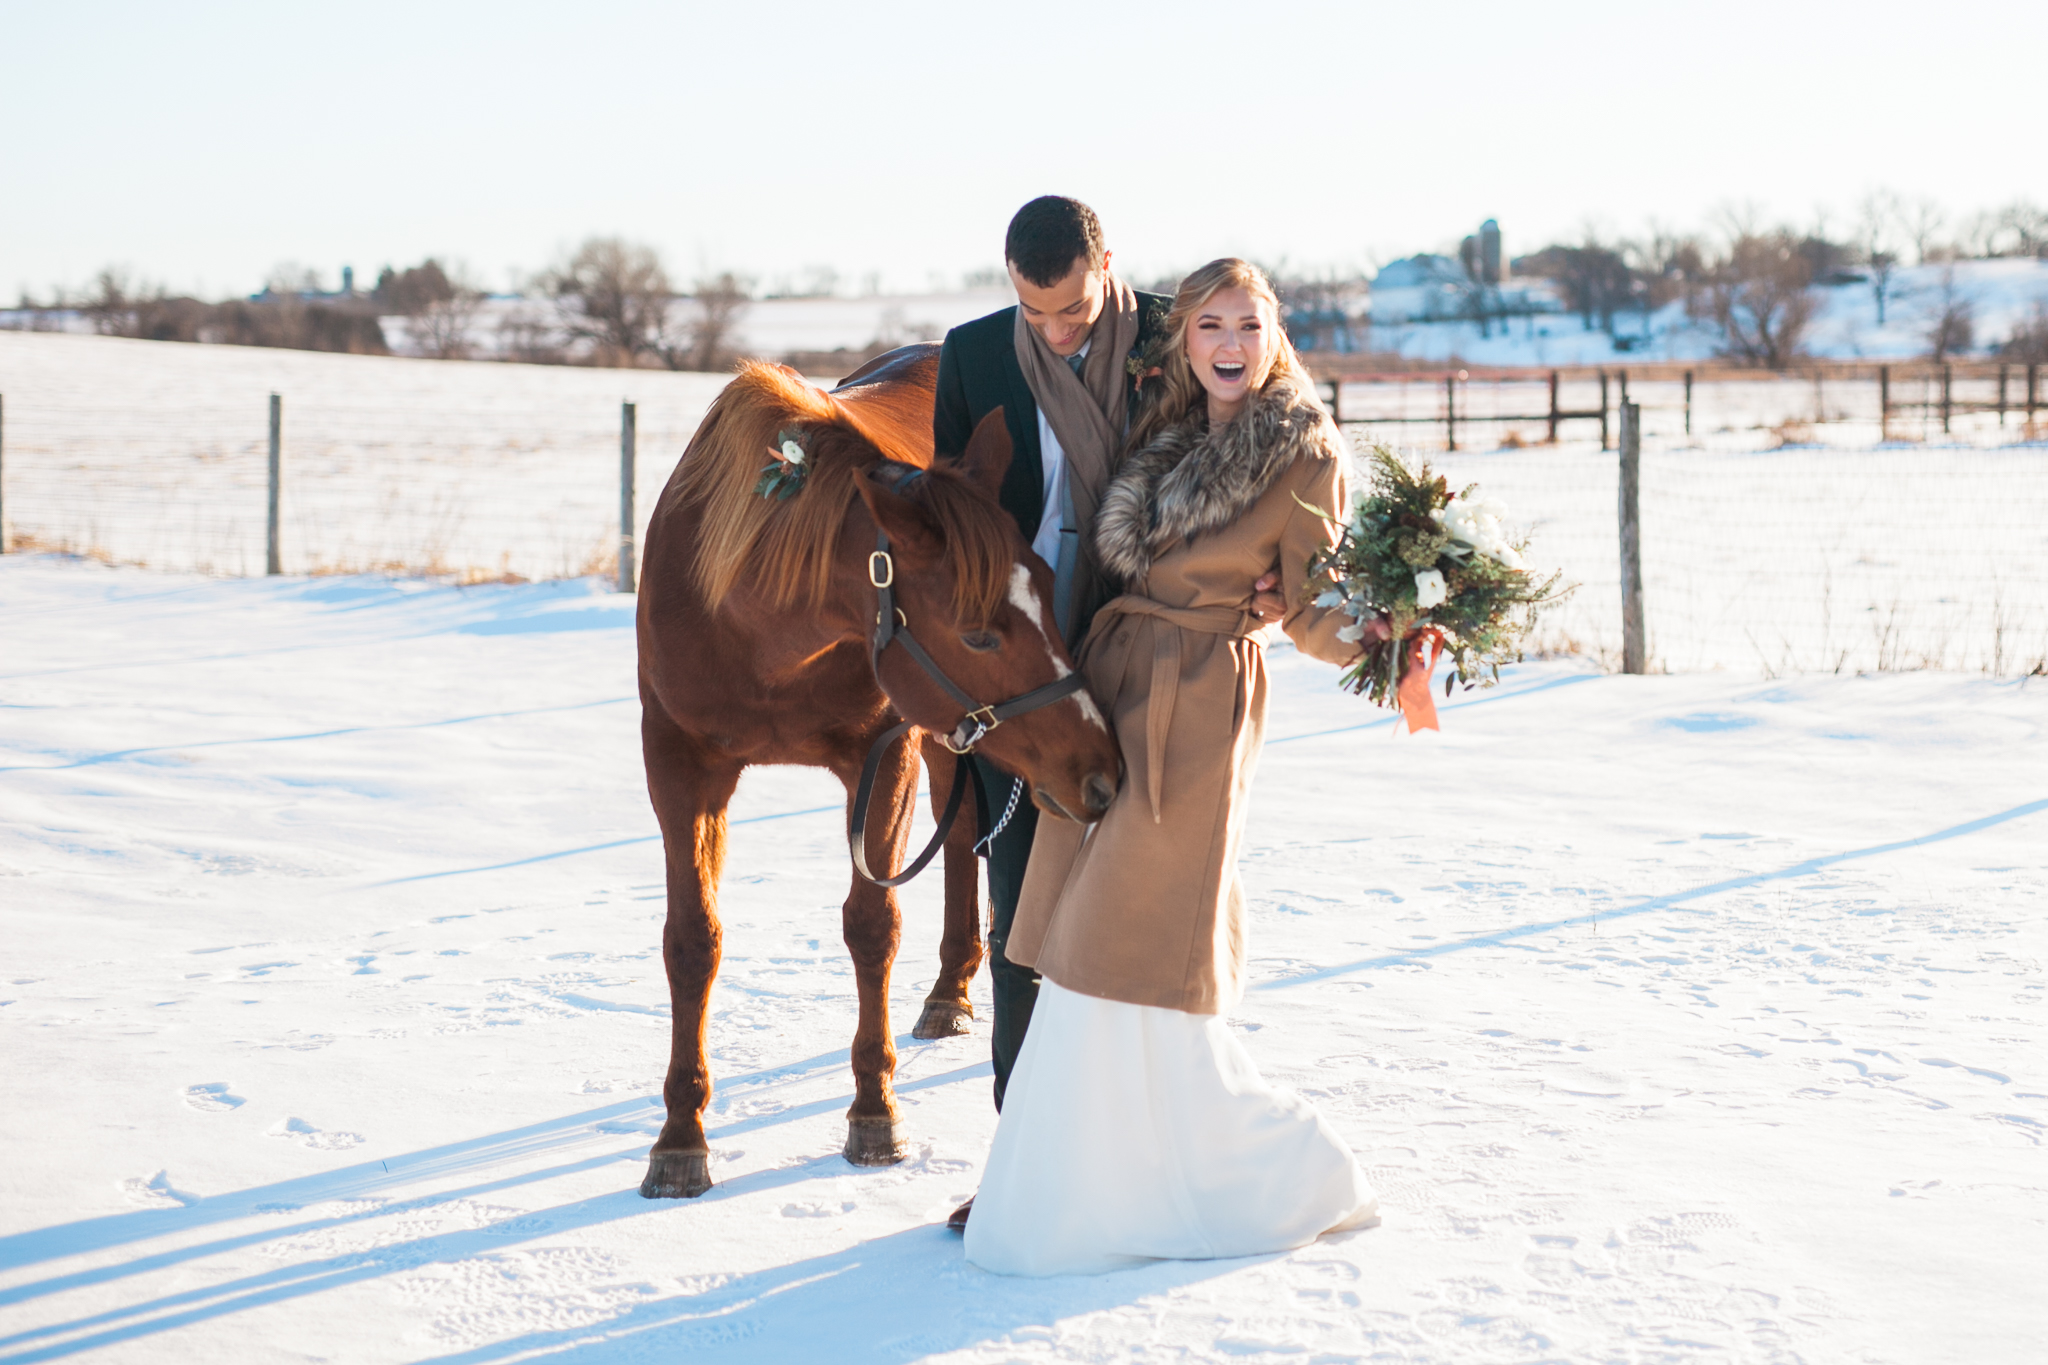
(942, 705), (1001, 755)
(868, 551), (895, 588)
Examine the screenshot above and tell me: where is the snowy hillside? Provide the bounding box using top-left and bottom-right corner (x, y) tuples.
(1369, 259), (2048, 368)
(1, 557), (2043, 1363)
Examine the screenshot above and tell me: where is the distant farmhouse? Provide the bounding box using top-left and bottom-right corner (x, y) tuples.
(1370, 221), (1563, 333)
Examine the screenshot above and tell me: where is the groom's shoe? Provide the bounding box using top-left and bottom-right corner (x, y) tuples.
(946, 1197), (973, 1232)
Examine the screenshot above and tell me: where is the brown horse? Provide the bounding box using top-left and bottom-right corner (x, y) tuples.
(635, 344), (1120, 1199)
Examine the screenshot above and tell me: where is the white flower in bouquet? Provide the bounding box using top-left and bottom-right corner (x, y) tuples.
(1413, 568), (1448, 609)
(1434, 497), (1524, 569)
(780, 438), (807, 466)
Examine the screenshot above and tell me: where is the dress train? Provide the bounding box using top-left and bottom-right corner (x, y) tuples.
(964, 980), (1378, 1277)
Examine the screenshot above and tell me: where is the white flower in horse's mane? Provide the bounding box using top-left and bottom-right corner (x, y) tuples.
(779, 438), (807, 467)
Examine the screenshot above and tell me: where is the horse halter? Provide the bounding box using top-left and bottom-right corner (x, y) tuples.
(847, 483), (1087, 887)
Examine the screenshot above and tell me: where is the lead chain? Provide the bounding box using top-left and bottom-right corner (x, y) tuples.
(973, 776), (1025, 858)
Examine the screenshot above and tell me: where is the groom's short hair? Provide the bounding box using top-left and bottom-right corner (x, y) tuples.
(1005, 196), (1106, 288)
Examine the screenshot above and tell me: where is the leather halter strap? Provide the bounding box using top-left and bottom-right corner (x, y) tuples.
(849, 524), (1087, 887)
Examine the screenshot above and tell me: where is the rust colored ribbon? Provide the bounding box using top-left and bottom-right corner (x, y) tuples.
(1395, 630), (1445, 734)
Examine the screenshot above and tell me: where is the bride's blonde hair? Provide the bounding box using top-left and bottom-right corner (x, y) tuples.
(1125, 257), (1320, 455)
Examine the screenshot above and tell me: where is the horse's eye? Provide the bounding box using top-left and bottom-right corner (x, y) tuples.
(960, 630), (1001, 653)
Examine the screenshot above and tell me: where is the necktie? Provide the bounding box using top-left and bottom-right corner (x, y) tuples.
(1053, 351), (1087, 640)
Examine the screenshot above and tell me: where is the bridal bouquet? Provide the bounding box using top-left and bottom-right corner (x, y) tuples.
(1302, 444), (1569, 732)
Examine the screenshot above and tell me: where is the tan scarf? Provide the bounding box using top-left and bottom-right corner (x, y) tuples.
(1012, 272), (1142, 624)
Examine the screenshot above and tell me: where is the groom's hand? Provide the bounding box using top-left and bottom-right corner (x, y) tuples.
(1250, 570), (1287, 624)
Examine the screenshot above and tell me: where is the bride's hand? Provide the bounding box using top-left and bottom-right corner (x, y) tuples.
(1249, 571), (1287, 624)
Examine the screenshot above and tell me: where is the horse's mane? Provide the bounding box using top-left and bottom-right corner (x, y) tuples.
(674, 359), (1013, 624)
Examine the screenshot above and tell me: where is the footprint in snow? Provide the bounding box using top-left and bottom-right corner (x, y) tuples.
(781, 1201), (855, 1218)
(182, 1082), (245, 1111)
(121, 1170), (202, 1207)
(267, 1117), (364, 1150)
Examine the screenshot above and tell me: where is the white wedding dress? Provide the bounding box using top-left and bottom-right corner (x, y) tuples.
(964, 980), (1379, 1277)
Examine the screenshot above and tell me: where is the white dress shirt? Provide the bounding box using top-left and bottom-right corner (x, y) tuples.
(1030, 339), (1088, 569)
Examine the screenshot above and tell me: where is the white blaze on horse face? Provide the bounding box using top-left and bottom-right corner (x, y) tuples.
(1069, 684), (1108, 732)
(1006, 563), (1108, 733)
(1007, 564), (1056, 651)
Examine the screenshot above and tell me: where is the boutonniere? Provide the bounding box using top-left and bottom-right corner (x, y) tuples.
(755, 429), (810, 500)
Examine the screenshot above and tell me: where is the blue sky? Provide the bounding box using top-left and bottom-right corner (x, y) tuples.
(2, 0), (2042, 299)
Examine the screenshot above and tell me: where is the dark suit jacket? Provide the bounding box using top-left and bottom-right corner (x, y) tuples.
(932, 291), (1172, 544)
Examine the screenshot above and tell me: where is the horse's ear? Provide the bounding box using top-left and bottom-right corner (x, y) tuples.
(854, 465), (944, 565)
(959, 407), (1013, 501)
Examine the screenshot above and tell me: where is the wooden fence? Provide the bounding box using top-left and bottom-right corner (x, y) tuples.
(1316, 359), (2045, 451)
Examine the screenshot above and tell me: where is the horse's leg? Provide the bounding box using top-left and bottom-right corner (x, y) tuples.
(836, 736), (918, 1166)
(640, 702), (743, 1199)
(911, 740), (984, 1040)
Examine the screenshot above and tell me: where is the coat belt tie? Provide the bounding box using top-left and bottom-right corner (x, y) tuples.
(1085, 594), (1266, 824)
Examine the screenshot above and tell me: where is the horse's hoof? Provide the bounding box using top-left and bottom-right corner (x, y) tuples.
(843, 1115), (907, 1166)
(910, 1000), (973, 1040)
(640, 1150), (712, 1198)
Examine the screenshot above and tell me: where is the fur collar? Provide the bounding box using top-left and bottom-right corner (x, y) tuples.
(1095, 374), (1337, 585)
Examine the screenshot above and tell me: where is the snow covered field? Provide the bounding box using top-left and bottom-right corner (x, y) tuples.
(0, 332), (730, 581)
(2, 557), (2044, 1364)
(7, 331), (2045, 676)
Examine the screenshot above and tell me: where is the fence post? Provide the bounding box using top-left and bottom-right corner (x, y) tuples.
(2030, 363), (2040, 426)
(1618, 368), (1629, 409)
(1879, 365), (1890, 439)
(1940, 363), (1952, 434)
(1998, 363), (2008, 426)
(1683, 370), (1693, 436)
(1546, 370), (1559, 444)
(1444, 371), (1457, 452)
(1598, 369), (1610, 450)
(618, 400), (638, 593)
(266, 393), (282, 576)
(1618, 400), (1645, 675)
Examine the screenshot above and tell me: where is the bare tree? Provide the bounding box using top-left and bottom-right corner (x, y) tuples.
(79, 268), (154, 336)
(1972, 199), (2048, 258)
(1926, 267), (1974, 361)
(264, 262), (322, 296)
(495, 304), (564, 365)
(1855, 190), (1903, 326)
(375, 258), (484, 359)
(1515, 237), (1632, 333)
(1630, 224), (1707, 312)
(1902, 197), (1947, 265)
(658, 271), (751, 371)
(77, 268), (211, 342)
(1704, 230), (1816, 369)
(2001, 302), (2048, 363)
(542, 238), (673, 366)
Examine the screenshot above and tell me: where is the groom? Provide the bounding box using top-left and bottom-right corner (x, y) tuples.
(932, 197), (1171, 1130)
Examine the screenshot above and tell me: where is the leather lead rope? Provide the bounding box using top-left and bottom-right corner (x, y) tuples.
(847, 719), (970, 888)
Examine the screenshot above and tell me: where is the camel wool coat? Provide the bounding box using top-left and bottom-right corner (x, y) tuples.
(1007, 377), (1358, 1015)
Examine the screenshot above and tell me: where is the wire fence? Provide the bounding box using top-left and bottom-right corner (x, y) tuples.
(3, 360), (2045, 676)
(0, 391), (711, 582)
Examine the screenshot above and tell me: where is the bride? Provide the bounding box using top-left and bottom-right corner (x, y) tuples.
(963, 258), (1384, 1276)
